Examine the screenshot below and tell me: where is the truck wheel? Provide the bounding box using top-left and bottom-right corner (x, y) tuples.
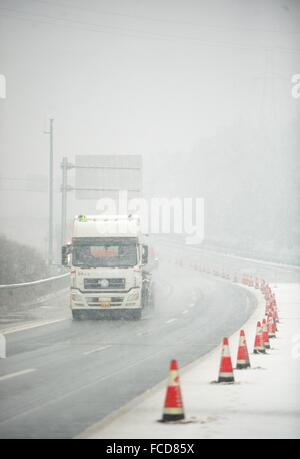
(72, 310), (83, 321)
(131, 310), (142, 320)
(149, 289), (155, 311)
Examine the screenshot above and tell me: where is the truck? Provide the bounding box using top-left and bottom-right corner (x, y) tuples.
(62, 214), (154, 320)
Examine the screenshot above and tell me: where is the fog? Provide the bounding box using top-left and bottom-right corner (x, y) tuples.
(0, 0), (300, 260)
(1, 1), (300, 441)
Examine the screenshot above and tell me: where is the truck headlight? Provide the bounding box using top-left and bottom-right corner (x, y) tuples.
(72, 293), (83, 303)
(127, 290), (140, 302)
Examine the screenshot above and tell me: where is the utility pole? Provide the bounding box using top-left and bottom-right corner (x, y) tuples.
(61, 157), (73, 248)
(44, 119), (54, 265)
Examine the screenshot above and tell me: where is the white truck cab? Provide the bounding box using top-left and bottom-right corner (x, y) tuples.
(62, 215), (153, 320)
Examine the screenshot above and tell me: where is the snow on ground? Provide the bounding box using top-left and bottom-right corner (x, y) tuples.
(82, 283), (300, 439)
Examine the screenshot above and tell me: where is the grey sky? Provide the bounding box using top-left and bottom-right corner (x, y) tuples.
(0, 0), (299, 255)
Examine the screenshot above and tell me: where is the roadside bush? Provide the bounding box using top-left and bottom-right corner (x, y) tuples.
(0, 235), (49, 284)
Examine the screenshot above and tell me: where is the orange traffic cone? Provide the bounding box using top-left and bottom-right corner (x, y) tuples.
(236, 330), (251, 369)
(254, 321), (266, 354)
(161, 360), (185, 422)
(218, 338), (235, 383)
(262, 319), (270, 350)
(268, 314), (276, 339)
(275, 307), (280, 323)
(271, 308), (278, 332)
(271, 305), (279, 329)
(265, 300), (271, 316)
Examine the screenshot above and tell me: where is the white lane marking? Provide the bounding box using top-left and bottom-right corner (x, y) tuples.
(0, 369), (36, 383)
(165, 318), (177, 324)
(83, 345), (112, 356)
(137, 330), (146, 336)
(137, 329), (153, 337)
(0, 347), (170, 427)
(2, 318), (67, 335)
(182, 310), (189, 315)
(189, 303), (195, 308)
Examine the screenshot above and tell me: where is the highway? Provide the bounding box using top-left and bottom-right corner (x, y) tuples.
(156, 239), (300, 284)
(0, 260), (256, 439)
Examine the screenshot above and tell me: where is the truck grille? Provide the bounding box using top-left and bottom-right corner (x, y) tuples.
(88, 297), (124, 307)
(84, 278), (126, 290)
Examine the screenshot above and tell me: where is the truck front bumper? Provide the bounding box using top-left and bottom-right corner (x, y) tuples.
(70, 288), (142, 311)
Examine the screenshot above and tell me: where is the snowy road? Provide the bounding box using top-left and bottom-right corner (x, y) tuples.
(85, 283), (300, 439)
(155, 238), (300, 284)
(0, 262), (256, 439)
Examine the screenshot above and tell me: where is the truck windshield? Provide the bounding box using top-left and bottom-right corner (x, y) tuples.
(72, 241), (138, 268)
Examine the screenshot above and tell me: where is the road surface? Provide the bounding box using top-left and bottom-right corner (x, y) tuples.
(0, 261), (256, 439)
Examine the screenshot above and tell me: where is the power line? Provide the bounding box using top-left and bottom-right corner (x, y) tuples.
(0, 7), (196, 43)
(74, 166), (141, 171)
(0, 177), (59, 193)
(0, 177), (46, 182)
(0, 6), (299, 53)
(0, 5), (201, 39)
(0, 187), (47, 192)
(0, 187), (60, 193)
(31, 0), (300, 37)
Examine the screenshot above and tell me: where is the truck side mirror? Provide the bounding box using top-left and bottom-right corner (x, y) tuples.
(142, 245), (148, 265)
(62, 244), (72, 267)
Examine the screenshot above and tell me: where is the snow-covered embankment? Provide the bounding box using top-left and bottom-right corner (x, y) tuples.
(82, 283), (300, 439)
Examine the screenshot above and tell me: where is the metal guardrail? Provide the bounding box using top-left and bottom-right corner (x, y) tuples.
(154, 237), (300, 285)
(154, 237), (300, 273)
(0, 273), (70, 289)
(189, 246), (300, 273)
(1, 237), (299, 313)
(0, 273), (71, 312)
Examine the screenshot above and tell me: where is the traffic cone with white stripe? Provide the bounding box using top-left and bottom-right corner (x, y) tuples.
(236, 330), (251, 369)
(218, 338), (235, 383)
(254, 321), (266, 354)
(265, 300), (271, 316)
(275, 307), (280, 324)
(262, 319), (271, 350)
(161, 360), (185, 422)
(271, 301), (280, 326)
(271, 308), (278, 332)
(268, 314), (276, 339)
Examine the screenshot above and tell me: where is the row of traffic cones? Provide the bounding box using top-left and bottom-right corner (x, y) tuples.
(161, 317), (279, 421)
(218, 281), (280, 386)
(160, 336), (247, 422)
(160, 268), (279, 422)
(160, 328), (267, 422)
